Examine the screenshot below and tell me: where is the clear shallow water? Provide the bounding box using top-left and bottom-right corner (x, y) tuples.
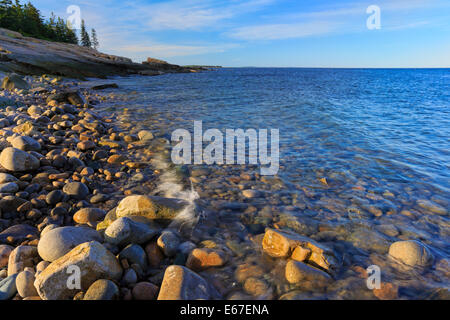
(88, 68), (449, 299)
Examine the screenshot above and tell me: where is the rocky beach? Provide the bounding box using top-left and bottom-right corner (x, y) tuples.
(0, 69), (448, 301)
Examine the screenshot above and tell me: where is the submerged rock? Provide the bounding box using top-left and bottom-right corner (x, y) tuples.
(262, 228), (338, 272)
(186, 248), (226, 271)
(285, 260), (332, 284)
(388, 240), (434, 267)
(417, 200), (447, 216)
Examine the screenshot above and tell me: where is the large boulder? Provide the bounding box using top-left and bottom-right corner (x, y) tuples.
(388, 240), (434, 267)
(1, 74), (30, 91)
(34, 241), (122, 300)
(157, 265), (216, 300)
(0, 147), (40, 172)
(37, 226), (102, 262)
(11, 136), (41, 152)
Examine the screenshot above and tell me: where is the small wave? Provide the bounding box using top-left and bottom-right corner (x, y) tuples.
(151, 154), (201, 231)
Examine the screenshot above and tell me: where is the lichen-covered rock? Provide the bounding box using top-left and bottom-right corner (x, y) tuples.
(34, 241), (122, 300)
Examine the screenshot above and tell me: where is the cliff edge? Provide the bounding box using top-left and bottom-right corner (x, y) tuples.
(0, 28), (192, 79)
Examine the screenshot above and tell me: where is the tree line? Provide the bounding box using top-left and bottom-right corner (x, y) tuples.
(0, 0), (99, 49)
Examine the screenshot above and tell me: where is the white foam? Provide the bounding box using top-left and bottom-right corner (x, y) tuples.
(151, 154), (201, 231)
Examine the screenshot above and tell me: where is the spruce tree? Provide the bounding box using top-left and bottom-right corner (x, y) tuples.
(80, 19), (91, 47)
(0, 0), (89, 45)
(91, 28), (99, 50)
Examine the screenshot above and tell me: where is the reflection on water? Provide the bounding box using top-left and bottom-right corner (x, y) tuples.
(88, 68), (449, 299)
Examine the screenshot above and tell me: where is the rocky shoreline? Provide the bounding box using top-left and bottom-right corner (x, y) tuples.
(0, 73), (446, 300)
(0, 28), (198, 79)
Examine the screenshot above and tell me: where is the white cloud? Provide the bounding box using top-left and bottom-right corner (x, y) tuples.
(227, 0), (448, 41)
(229, 21), (339, 40)
(136, 0), (276, 30)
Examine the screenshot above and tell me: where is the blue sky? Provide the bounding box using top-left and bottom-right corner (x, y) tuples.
(30, 0), (450, 67)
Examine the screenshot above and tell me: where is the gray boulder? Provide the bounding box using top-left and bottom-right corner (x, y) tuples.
(37, 226), (102, 262)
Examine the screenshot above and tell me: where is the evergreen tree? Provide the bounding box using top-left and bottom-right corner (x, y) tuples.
(65, 21), (78, 45)
(0, 0), (92, 45)
(80, 19), (91, 47)
(21, 2), (42, 37)
(91, 28), (98, 50)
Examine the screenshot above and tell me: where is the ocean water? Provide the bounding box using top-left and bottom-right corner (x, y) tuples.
(88, 68), (449, 299)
